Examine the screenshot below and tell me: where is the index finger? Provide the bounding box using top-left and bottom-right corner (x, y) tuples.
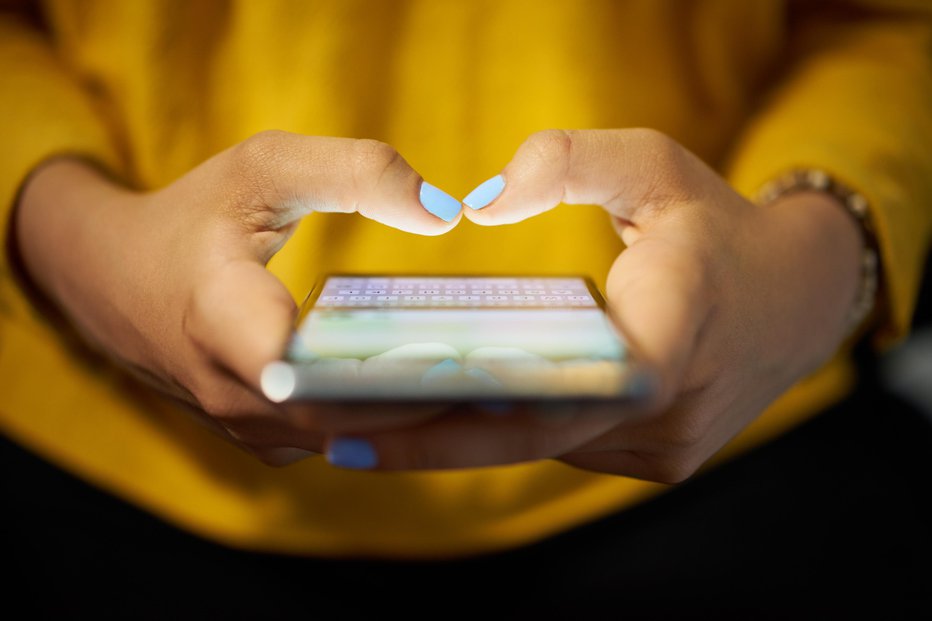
(462, 128), (707, 227)
(199, 131), (463, 242)
(463, 128), (716, 407)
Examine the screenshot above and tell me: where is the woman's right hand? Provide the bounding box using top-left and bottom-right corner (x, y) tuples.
(14, 130), (462, 464)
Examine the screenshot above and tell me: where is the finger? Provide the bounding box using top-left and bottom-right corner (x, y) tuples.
(558, 384), (762, 483)
(283, 400), (454, 434)
(180, 365), (321, 448)
(185, 259), (297, 388)
(603, 236), (713, 408)
(254, 447), (318, 467)
(209, 130), (462, 240)
(558, 420), (717, 483)
(462, 128), (707, 227)
(186, 260), (456, 435)
(170, 374), (324, 462)
(558, 451), (664, 481)
(323, 404), (626, 471)
(187, 367), (441, 454)
(464, 128), (718, 402)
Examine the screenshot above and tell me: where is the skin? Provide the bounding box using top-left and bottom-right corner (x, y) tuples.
(14, 128), (864, 481)
(15, 132), (460, 465)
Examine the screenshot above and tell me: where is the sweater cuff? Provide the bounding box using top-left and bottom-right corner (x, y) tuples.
(724, 16), (932, 347)
(0, 14), (121, 325)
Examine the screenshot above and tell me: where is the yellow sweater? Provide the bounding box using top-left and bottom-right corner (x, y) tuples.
(1, 0), (930, 558)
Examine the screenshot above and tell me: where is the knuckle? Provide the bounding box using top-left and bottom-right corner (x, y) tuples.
(182, 287), (209, 345)
(627, 128), (679, 160)
(657, 460), (700, 484)
(194, 391), (273, 456)
(626, 126), (669, 143)
(182, 272), (227, 345)
(194, 388), (240, 422)
(624, 128), (695, 204)
(643, 402), (708, 452)
(188, 377), (252, 429)
(352, 139), (404, 184)
(235, 130), (289, 167)
(661, 419), (705, 451)
(228, 130), (291, 202)
(523, 129), (573, 166)
(642, 453), (701, 484)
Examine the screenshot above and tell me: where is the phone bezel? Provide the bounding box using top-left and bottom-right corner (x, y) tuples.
(275, 272), (653, 403)
(292, 272), (615, 325)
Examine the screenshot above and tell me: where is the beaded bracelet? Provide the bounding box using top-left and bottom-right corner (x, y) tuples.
(755, 169), (880, 336)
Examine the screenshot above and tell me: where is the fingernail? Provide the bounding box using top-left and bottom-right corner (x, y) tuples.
(327, 437), (378, 469)
(420, 181), (461, 222)
(463, 174), (505, 210)
(421, 357), (462, 383)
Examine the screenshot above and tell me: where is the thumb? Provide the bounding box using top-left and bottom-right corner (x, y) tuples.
(185, 259), (297, 389)
(461, 128), (706, 227)
(204, 131), (463, 244)
(605, 231), (712, 409)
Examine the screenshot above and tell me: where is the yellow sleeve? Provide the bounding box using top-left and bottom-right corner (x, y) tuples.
(725, 1), (932, 347)
(0, 2), (118, 321)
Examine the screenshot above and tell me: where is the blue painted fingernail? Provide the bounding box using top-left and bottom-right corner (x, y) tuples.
(327, 437), (378, 469)
(463, 174), (505, 210)
(419, 181), (461, 222)
(421, 357), (462, 383)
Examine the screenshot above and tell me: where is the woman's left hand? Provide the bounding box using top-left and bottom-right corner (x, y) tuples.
(325, 129), (866, 482)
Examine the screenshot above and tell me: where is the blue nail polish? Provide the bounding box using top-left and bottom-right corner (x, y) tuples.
(419, 181), (461, 222)
(327, 437), (378, 469)
(463, 174), (505, 210)
(421, 357), (462, 383)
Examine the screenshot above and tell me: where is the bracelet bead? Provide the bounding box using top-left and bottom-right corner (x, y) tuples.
(755, 169), (880, 336)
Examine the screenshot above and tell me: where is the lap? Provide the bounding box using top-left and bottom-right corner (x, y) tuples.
(3, 377), (931, 619)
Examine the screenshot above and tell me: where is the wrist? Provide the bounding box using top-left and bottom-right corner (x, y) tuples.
(13, 157), (150, 362)
(753, 188), (866, 359)
(756, 170), (880, 340)
(15, 157), (131, 309)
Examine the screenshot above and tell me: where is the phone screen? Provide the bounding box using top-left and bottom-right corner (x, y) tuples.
(261, 275), (649, 402)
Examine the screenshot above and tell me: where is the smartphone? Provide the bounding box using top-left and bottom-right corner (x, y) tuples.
(260, 274), (653, 403)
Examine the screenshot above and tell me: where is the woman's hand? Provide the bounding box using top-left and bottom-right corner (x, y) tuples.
(326, 129), (865, 482)
(14, 130), (463, 465)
